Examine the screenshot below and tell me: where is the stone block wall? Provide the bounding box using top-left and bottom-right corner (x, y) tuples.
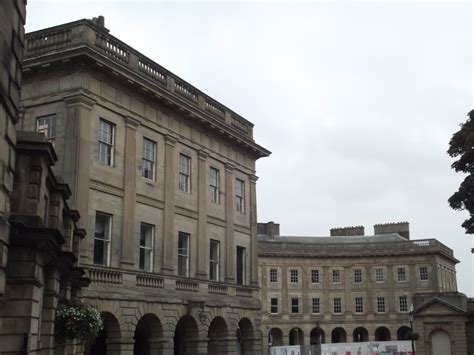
(0, 0), (26, 298)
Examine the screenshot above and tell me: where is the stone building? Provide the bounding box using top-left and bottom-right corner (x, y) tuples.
(257, 222), (473, 355)
(20, 17), (270, 354)
(0, 132), (87, 354)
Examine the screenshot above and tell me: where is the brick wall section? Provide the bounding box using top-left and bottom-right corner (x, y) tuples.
(0, 0), (26, 298)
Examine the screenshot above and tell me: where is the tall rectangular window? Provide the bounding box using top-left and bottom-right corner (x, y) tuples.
(377, 297), (386, 313)
(375, 268), (384, 282)
(270, 298), (278, 314)
(354, 269), (362, 283)
(139, 223), (154, 271)
(209, 240), (220, 281)
(332, 269), (341, 284)
(142, 138), (156, 180)
(98, 119), (114, 166)
(311, 269), (320, 284)
(291, 298), (299, 314)
(235, 178), (245, 213)
(399, 295), (408, 312)
(312, 298), (320, 314)
(177, 232), (190, 277)
(419, 266), (429, 281)
(333, 298), (342, 314)
(397, 267), (406, 282)
(236, 246), (246, 285)
(179, 154), (191, 193)
(94, 212), (112, 266)
(36, 114), (56, 142)
(209, 167), (219, 203)
(290, 269), (299, 283)
(355, 297), (364, 313)
(270, 269), (278, 283)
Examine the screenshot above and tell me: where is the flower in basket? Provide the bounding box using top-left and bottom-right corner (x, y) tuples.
(55, 302), (103, 341)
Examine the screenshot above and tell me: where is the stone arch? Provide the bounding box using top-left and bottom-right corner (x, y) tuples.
(237, 317), (259, 355)
(269, 327), (284, 347)
(331, 327), (347, 343)
(429, 329), (452, 355)
(134, 313), (164, 355)
(174, 315), (200, 355)
(208, 316), (230, 354)
(89, 311), (121, 355)
(310, 327), (325, 345)
(397, 326), (411, 340)
(375, 326), (391, 341)
(289, 327), (304, 346)
(353, 327), (368, 342)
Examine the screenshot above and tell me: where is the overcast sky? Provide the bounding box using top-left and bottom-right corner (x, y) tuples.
(26, 1), (473, 295)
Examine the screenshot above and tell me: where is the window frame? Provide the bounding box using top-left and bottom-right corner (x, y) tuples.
(269, 268), (278, 283)
(354, 269), (362, 283)
(419, 266), (429, 281)
(291, 298), (300, 314)
(399, 295), (408, 313)
(236, 246), (246, 285)
(311, 269), (320, 284)
(209, 167), (220, 204)
(290, 269), (299, 283)
(235, 178), (245, 213)
(98, 118), (115, 166)
(36, 114), (56, 142)
(376, 297), (386, 313)
(355, 297), (364, 313)
(94, 212), (112, 266)
(142, 137), (156, 180)
(333, 297), (342, 314)
(177, 232), (190, 277)
(375, 268), (385, 283)
(270, 298), (279, 314)
(332, 269), (341, 284)
(139, 222), (154, 272)
(179, 154), (191, 193)
(312, 298), (320, 314)
(209, 239), (220, 282)
(397, 267), (407, 282)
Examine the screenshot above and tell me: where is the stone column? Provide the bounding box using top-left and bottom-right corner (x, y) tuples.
(196, 150), (209, 279)
(63, 94), (95, 227)
(249, 175), (259, 287)
(162, 134), (177, 274)
(224, 164), (235, 283)
(40, 268), (61, 355)
(121, 117), (139, 267)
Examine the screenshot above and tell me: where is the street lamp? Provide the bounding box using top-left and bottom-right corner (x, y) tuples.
(409, 304), (416, 355)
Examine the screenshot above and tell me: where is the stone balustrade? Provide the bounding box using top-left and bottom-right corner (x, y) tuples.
(87, 267), (123, 285)
(23, 19), (255, 140)
(136, 274), (164, 289)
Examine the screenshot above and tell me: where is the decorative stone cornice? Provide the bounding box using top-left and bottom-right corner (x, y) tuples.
(90, 179), (124, 197)
(225, 163), (235, 173)
(198, 149), (209, 160)
(64, 92), (96, 109)
(124, 115), (140, 129)
(164, 134), (178, 146)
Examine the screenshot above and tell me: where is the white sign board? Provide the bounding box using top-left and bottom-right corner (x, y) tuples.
(270, 345), (302, 355)
(320, 341), (413, 355)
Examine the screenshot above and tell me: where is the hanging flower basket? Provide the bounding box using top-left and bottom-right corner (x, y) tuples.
(55, 303), (103, 341)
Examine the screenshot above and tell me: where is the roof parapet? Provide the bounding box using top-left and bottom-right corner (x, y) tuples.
(330, 226), (365, 237)
(374, 222), (410, 239)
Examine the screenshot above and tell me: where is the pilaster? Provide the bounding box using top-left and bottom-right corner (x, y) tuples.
(63, 93), (95, 238)
(121, 116), (139, 267)
(249, 174), (259, 287)
(162, 134), (177, 274)
(196, 150), (209, 279)
(225, 163), (235, 283)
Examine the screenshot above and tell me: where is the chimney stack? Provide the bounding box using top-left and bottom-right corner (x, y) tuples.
(258, 221), (280, 239)
(330, 226), (365, 237)
(374, 222), (410, 239)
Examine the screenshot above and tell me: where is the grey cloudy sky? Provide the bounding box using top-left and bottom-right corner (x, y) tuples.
(26, 1), (473, 294)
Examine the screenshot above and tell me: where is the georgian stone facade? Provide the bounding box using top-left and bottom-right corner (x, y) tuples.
(257, 222), (473, 355)
(20, 17), (270, 355)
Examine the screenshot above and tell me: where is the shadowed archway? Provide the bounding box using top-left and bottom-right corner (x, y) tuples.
(331, 327), (346, 343)
(134, 314), (163, 355)
(269, 327), (283, 347)
(89, 312), (121, 355)
(174, 315), (199, 355)
(208, 316), (229, 354)
(353, 327), (368, 342)
(375, 326), (391, 341)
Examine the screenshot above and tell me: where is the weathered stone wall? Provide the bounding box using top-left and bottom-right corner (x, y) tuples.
(0, 0), (26, 299)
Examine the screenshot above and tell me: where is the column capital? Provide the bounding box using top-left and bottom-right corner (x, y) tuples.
(225, 163), (235, 173)
(124, 116), (140, 129)
(165, 134), (178, 146)
(249, 174), (259, 184)
(198, 149), (209, 160)
(64, 92), (96, 109)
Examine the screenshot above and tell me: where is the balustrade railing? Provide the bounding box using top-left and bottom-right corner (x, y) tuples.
(136, 274), (164, 289)
(87, 268), (122, 285)
(235, 287), (252, 298)
(176, 279), (199, 292)
(24, 19), (255, 139)
(208, 283), (228, 295)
